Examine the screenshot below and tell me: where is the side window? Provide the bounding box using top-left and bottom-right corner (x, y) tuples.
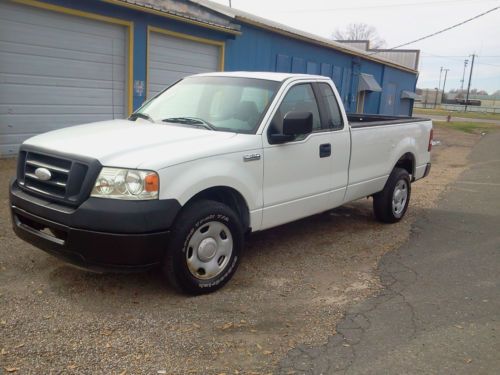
(318, 83), (344, 129)
(272, 83), (322, 135)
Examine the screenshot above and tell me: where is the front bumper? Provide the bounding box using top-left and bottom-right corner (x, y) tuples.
(10, 179), (181, 272)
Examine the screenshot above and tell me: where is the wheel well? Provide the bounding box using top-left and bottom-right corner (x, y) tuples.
(185, 186), (251, 231)
(395, 153), (415, 178)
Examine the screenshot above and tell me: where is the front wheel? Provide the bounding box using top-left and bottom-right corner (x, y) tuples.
(163, 200), (243, 295)
(373, 167), (411, 223)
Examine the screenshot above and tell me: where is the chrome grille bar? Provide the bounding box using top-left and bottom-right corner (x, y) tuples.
(23, 152), (72, 199)
(25, 159), (70, 174)
(24, 172), (67, 187)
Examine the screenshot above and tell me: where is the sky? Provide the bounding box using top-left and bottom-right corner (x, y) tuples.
(211, 0), (500, 94)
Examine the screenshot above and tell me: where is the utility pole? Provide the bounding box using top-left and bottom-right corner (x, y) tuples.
(441, 68), (450, 104)
(228, 0), (232, 7)
(465, 54), (476, 112)
(438, 66), (443, 92)
(460, 59), (469, 91)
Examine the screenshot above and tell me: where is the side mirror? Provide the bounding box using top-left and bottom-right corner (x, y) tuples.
(268, 111), (313, 144)
(283, 111), (313, 135)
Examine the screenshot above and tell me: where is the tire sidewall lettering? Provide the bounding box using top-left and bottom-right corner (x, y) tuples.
(179, 212), (237, 288)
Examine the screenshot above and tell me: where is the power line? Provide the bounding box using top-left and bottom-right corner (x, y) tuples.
(420, 52), (500, 67)
(477, 61), (500, 67)
(370, 6), (500, 52)
(278, 0), (497, 13)
(421, 54), (500, 58)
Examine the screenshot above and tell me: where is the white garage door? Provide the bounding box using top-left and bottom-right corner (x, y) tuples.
(0, 2), (128, 157)
(148, 30), (221, 98)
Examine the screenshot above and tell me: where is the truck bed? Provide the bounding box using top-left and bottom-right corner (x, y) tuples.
(348, 114), (430, 128)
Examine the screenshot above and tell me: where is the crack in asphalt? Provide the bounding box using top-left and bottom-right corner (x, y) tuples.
(274, 232), (423, 375)
(275, 132), (500, 375)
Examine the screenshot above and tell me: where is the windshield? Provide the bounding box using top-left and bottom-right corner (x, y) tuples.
(135, 76), (280, 134)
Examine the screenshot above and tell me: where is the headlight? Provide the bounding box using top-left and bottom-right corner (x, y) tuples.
(91, 168), (159, 200)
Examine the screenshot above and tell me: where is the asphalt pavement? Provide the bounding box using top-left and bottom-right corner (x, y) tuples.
(276, 131), (500, 374)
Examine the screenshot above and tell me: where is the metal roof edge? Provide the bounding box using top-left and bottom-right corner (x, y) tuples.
(237, 16), (418, 74)
(101, 0), (241, 35)
(192, 0), (418, 74)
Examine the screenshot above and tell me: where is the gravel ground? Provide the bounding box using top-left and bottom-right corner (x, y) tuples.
(0, 125), (480, 374)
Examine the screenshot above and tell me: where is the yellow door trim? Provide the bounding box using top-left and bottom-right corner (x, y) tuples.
(102, 0), (241, 36)
(10, 0), (134, 115)
(146, 26), (225, 98)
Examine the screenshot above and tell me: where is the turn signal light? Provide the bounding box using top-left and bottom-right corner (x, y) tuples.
(145, 173), (159, 192)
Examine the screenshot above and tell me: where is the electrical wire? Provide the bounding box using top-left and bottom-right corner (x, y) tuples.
(477, 62), (500, 67)
(277, 0), (498, 13)
(421, 54), (500, 58)
(420, 52), (500, 67)
(370, 6), (499, 52)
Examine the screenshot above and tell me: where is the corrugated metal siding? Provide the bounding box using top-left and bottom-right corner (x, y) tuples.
(147, 31), (220, 97)
(380, 83), (397, 115)
(372, 51), (419, 70)
(224, 23), (417, 116)
(223, 24), (362, 114)
(380, 66), (418, 115)
(0, 1), (127, 157)
(359, 60), (384, 114)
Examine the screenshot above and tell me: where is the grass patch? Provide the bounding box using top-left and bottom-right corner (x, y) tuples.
(414, 108), (500, 121)
(434, 120), (498, 134)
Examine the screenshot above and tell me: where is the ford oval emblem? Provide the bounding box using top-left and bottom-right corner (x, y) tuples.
(35, 167), (52, 181)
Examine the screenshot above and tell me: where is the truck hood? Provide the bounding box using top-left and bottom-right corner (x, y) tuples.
(23, 119), (245, 169)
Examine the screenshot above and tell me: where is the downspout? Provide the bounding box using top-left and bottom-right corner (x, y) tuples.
(377, 66), (386, 114)
(350, 58), (361, 113)
(410, 71), (419, 117)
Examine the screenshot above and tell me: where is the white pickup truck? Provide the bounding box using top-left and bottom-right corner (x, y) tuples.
(10, 72), (432, 294)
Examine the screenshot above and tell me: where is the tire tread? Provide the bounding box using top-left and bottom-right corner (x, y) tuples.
(373, 167), (411, 224)
(163, 199), (243, 295)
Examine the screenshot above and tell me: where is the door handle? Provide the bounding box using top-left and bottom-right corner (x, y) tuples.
(319, 143), (331, 158)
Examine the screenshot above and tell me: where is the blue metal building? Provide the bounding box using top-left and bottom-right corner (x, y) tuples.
(0, 0), (419, 156)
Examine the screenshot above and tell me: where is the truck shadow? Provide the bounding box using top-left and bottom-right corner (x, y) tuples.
(45, 200), (376, 305)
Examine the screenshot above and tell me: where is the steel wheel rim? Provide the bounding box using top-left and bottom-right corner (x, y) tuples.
(392, 179), (408, 217)
(186, 221), (233, 280)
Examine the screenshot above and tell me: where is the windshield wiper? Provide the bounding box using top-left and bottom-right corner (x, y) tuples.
(162, 117), (217, 131)
(129, 112), (155, 123)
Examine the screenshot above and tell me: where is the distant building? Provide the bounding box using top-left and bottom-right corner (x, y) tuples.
(336, 40), (420, 71)
(416, 89), (441, 106)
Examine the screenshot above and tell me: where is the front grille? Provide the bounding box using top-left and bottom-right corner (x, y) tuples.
(23, 153), (72, 198)
(17, 148), (101, 206)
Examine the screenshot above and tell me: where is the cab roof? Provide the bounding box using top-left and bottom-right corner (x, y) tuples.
(193, 71), (329, 82)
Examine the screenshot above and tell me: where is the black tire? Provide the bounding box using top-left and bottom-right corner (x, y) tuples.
(163, 200), (243, 295)
(373, 167), (411, 223)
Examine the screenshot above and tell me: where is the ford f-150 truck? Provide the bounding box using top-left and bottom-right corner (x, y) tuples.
(9, 72), (433, 294)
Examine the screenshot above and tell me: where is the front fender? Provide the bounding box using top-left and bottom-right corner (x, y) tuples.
(158, 151), (263, 224)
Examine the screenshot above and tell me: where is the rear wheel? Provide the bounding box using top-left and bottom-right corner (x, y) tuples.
(373, 167), (411, 223)
(163, 200), (243, 295)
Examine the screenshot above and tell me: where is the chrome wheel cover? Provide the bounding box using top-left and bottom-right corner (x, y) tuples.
(392, 179), (408, 217)
(186, 221), (233, 280)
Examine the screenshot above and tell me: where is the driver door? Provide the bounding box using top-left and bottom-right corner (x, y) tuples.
(261, 82), (336, 229)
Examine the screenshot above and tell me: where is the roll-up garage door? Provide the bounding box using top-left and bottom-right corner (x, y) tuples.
(148, 30), (221, 98)
(0, 2), (128, 157)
